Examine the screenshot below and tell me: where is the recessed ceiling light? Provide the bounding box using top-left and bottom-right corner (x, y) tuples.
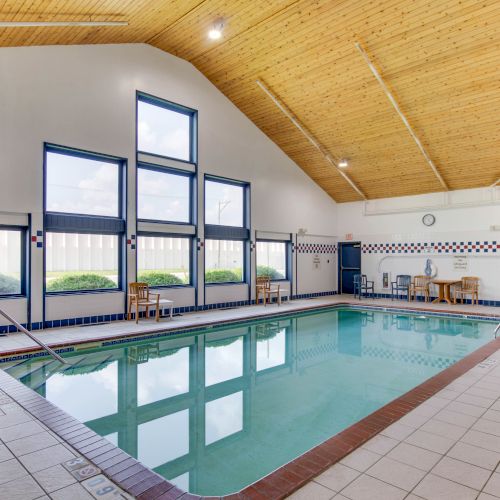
(208, 19), (224, 40)
(338, 159), (349, 168)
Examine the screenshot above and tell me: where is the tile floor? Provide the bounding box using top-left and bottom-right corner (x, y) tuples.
(0, 389), (130, 500)
(288, 350), (500, 500)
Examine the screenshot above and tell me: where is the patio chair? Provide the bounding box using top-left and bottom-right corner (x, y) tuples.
(454, 277), (480, 305)
(353, 274), (374, 299)
(410, 275), (431, 302)
(391, 275), (411, 301)
(256, 276), (270, 304)
(127, 282), (174, 324)
(266, 282), (289, 305)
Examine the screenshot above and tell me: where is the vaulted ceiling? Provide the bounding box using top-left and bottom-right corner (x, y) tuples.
(1, 0), (499, 202)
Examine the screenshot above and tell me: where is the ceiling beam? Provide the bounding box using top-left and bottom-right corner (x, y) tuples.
(255, 79), (367, 201)
(355, 42), (448, 191)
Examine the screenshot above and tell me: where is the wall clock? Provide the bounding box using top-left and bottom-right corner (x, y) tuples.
(422, 213), (436, 227)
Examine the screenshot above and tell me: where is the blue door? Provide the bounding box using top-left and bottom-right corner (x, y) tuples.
(339, 242), (361, 294)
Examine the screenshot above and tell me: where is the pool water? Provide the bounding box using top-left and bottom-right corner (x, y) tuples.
(4, 308), (495, 496)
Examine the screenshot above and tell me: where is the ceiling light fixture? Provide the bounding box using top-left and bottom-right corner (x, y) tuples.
(338, 159), (349, 168)
(208, 19), (224, 40)
(0, 21), (128, 27)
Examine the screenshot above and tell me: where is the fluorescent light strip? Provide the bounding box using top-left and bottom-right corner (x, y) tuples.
(0, 21), (128, 27)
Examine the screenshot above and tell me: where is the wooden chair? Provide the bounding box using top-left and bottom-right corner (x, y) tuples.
(266, 282), (288, 306)
(127, 282), (164, 324)
(410, 275), (431, 302)
(454, 277), (480, 305)
(256, 276), (270, 304)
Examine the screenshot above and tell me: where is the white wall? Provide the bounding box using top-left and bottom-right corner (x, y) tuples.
(337, 188), (500, 301)
(0, 43), (338, 325)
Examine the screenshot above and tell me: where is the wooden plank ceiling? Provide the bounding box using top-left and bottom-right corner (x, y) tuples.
(1, 0), (499, 202)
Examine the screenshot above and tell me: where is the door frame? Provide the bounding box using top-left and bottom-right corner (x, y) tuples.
(338, 241), (362, 294)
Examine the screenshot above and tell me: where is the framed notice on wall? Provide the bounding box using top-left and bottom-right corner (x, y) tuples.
(453, 255), (468, 271)
(382, 272), (389, 289)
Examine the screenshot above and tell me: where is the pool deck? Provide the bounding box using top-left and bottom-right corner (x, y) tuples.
(0, 294), (498, 357)
(0, 295), (499, 499)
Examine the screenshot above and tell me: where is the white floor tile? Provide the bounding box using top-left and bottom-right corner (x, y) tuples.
(431, 456), (490, 490)
(483, 472), (500, 497)
(361, 435), (399, 455)
(365, 456), (426, 491)
(461, 429), (500, 453)
(314, 464), (360, 492)
(288, 481), (335, 500)
(420, 419), (467, 441)
(387, 442), (442, 472)
(340, 448), (382, 472)
(340, 474), (406, 500)
(447, 441), (500, 470)
(404, 429), (455, 454)
(433, 409), (477, 429)
(412, 473), (478, 500)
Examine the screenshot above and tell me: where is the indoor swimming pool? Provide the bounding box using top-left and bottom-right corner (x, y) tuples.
(3, 307), (496, 496)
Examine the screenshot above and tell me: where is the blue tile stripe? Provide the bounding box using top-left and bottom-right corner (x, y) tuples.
(363, 240), (499, 254)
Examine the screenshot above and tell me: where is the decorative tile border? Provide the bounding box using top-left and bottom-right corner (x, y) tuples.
(296, 243), (337, 253)
(1, 308), (499, 499)
(362, 240), (499, 254)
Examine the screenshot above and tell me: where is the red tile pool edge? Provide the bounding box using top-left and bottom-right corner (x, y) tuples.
(0, 308), (499, 499)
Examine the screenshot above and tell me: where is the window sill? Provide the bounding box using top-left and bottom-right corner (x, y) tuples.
(45, 289), (124, 297)
(0, 294), (26, 300)
(147, 284), (194, 290)
(205, 282), (247, 287)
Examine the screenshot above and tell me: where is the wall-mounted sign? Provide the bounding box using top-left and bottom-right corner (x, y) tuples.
(382, 272), (389, 289)
(453, 255), (468, 271)
(313, 254), (321, 269)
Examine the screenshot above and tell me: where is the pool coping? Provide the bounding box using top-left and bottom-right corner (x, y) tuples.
(0, 302), (499, 499)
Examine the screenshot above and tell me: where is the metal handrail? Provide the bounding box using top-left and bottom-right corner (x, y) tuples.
(495, 323), (500, 339)
(0, 308), (67, 364)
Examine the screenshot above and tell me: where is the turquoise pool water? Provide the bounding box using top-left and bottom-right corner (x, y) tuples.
(4, 308), (495, 496)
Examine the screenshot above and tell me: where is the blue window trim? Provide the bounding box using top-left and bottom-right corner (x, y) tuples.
(255, 238), (291, 282)
(44, 143), (124, 220)
(136, 91), (198, 165)
(43, 144), (127, 299)
(203, 174), (251, 288)
(136, 232), (194, 288)
(137, 162), (195, 226)
(0, 225), (27, 299)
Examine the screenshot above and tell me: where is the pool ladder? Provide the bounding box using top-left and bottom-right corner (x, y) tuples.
(0, 307), (68, 364)
(495, 323), (500, 339)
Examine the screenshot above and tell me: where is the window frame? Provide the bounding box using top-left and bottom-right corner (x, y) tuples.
(203, 175), (250, 286)
(136, 163), (195, 226)
(44, 144), (124, 220)
(0, 225), (27, 298)
(136, 92), (198, 165)
(255, 239), (291, 282)
(44, 230), (124, 295)
(136, 232), (194, 289)
(204, 237), (247, 285)
(43, 144), (127, 296)
(204, 175), (248, 229)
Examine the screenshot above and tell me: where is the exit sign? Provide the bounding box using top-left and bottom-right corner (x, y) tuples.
(345, 233), (353, 240)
